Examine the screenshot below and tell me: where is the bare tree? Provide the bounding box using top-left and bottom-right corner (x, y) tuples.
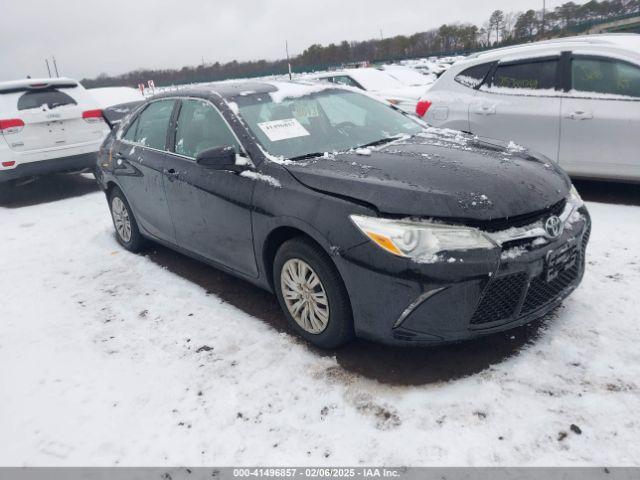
(489, 10), (505, 43)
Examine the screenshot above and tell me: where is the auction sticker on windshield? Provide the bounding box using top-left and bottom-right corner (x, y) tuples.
(257, 118), (310, 142)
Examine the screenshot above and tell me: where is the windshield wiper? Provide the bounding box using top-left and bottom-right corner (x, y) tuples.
(357, 136), (403, 149)
(289, 152), (325, 161)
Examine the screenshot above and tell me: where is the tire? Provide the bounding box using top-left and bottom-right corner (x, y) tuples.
(108, 186), (146, 252)
(273, 237), (354, 349)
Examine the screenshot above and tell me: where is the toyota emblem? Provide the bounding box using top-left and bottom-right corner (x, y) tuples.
(544, 215), (563, 238)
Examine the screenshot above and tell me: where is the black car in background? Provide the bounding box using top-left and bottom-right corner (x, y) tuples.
(95, 81), (590, 348)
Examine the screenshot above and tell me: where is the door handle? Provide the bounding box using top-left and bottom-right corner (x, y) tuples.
(568, 111), (593, 120)
(164, 168), (180, 181)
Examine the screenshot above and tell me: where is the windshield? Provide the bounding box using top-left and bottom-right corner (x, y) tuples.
(235, 89), (422, 159)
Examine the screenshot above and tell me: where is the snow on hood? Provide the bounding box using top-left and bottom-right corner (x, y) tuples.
(282, 129), (570, 221)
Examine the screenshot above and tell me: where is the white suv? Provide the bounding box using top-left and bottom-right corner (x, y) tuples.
(417, 34), (640, 182)
(0, 77), (110, 184)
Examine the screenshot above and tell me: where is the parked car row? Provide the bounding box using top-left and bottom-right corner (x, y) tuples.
(304, 66), (434, 113)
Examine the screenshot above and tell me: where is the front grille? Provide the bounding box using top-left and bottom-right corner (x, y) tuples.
(470, 272), (528, 324)
(521, 263), (579, 314)
(471, 219), (589, 325)
(581, 222), (591, 252)
(469, 199), (567, 233)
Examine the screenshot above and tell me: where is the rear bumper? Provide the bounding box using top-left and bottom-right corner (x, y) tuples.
(0, 152), (97, 183)
(336, 207), (591, 346)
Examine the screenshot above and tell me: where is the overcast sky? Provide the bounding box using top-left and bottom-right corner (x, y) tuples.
(1, 0), (571, 81)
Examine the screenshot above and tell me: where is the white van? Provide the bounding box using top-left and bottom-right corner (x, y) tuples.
(0, 78), (109, 184)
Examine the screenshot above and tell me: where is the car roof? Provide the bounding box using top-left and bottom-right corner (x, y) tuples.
(153, 79), (340, 101)
(468, 33), (640, 62)
(0, 77), (79, 93)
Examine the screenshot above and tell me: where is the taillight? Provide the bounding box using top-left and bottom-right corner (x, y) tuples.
(0, 119), (25, 134)
(415, 100), (432, 117)
(82, 109), (104, 124)
(2, 161), (16, 168)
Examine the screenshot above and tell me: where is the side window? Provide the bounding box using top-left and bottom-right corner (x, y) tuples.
(122, 117), (139, 142)
(174, 100), (240, 159)
(455, 63), (493, 88)
(134, 100), (175, 150)
(572, 57), (640, 98)
(491, 59), (558, 91)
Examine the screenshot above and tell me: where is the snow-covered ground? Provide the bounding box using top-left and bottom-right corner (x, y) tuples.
(1, 189), (639, 466)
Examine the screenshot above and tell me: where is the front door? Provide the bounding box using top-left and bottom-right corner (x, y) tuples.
(559, 55), (640, 180)
(163, 98), (258, 277)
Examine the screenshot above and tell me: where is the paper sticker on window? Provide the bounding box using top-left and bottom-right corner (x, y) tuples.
(258, 118), (310, 142)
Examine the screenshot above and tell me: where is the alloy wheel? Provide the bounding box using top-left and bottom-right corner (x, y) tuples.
(280, 258), (330, 334)
(111, 196), (132, 243)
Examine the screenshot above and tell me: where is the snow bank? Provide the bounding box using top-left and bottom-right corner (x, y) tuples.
(0, 194), (639, 466)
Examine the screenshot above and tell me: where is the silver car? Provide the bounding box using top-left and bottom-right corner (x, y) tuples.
(418, 34), (640, 182)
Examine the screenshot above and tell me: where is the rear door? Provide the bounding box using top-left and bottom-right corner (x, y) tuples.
(114, 99), (176, 242)
(1, 84), (107, 153)
(163, 98), (258, 277)
(558, 55), (640, 180)
(469, 57), (562, 161)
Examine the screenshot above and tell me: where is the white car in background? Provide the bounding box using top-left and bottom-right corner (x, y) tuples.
(0, 77), (109, 184)
(87, 86), (144, 109)
(417, 34), (640, 182)
(308, 68), (425, 113)
(401, 58), (456, 77)
(378, 64), (437, 87)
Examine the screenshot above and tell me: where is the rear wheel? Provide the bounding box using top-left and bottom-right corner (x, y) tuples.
(274, 238), (354, 348)
(108, 187), (145, 252)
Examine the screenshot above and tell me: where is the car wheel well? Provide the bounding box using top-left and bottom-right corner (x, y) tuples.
(105, 181), (119, 198)
(263, 227), (324, 291)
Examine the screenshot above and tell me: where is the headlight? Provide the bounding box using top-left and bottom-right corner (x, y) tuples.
(350, 215), (496, 262)
(569, 184), (584, 207)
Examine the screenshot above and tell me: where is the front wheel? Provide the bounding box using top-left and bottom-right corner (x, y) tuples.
(274, 238), (354, 349)
(108, 187), (146, 252)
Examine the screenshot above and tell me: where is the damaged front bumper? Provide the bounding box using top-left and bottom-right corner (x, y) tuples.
(335, 203), (591, 346)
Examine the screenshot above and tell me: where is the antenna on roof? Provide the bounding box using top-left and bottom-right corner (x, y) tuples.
(45, 59), (52, 77)
(286, 40), (292, 80)
(52, 56), (60, 77)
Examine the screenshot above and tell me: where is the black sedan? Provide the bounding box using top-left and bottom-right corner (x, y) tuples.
(95, 80), (591, 348)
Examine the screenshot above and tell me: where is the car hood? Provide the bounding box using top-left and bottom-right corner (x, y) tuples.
(282, 129), (570, 221)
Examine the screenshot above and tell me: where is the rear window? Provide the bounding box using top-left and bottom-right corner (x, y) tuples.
(17, 88), (77, 111)
(455, 63), (493, 88)
(491, 59), (558, 91)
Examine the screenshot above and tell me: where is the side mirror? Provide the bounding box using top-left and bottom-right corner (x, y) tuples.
(196, 146), (243, 171)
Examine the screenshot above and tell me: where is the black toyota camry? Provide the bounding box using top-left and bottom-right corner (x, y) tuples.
(95, 80), (591, 348)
